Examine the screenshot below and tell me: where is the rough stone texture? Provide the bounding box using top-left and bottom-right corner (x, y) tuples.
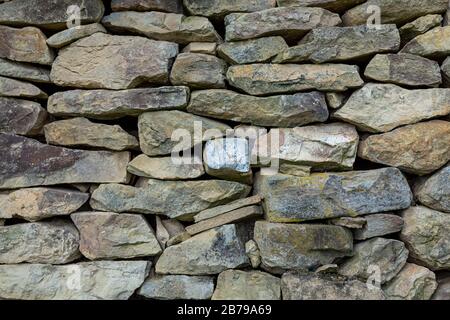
(0, 58), (51, 83)
(51, 33), (178, 90)
(187, 90), (329, 127)
(182, 42), (217, 55)
(246, 239), (261, 268)
(0, 261), (150, 300)
(194, 195), (262, 222)
(442, 57), (450, 85)
(276, 0), (366, 13)
(0, 76), (47, 99)
(433, 275), (450, 300)
(399, 14), (443, 45)
(401, 26), (450, 59)
(112, 0), (184, 13)
(254, 221), (353, 273)
(0, 220), (81, 264)
(354, 214), (404, 240)
(212, 270), (280, 300)
(400, 206), (450, 270)
(184, 0), (276, 18)
(414, 164), (450, 213)
(330, 217), (366, 229)
(0, 97), (47, 135)
(0, 187), (88, 221)
(358, 120), (450, 175)
(326, 92), (347, 109)
(46, 23), (107, 48)
(255, 168), (412, 223)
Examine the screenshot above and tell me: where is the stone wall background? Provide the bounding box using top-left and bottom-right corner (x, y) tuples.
(0, 0), (449, 300)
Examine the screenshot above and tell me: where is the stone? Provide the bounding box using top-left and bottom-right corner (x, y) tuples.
(246, 240), (261, 268)
(0, 58), (51, 83)
(334, 84), (450, 133)
(46, 23), (107, 48)
(358, 120), (450, 175)
(194, 195), (262, 222)
(354, 214), (404, 240)
(414, 164), (450, 213)
(315, 264), (339, 274)
(276, 0), (366, 13)
(0, 261), (150, 300)
(278, 164), (311, 177)
(0, 133), (130, 189)
(281, 272), (386, 300)
(0, 98), (47, 135)
(71, 212), (162, 260)
(401, 27), (450, 59)
(170, 53), (227, 89)
(255, 168), (412, 223)
(0, 0), (105, 30)
(383, 263), (437, 300)
(155, 216), (170, 248)
(254, 221), (353, 273)
(50, 33), (178, 90)
(187, 89), (329, 127)
(400, 206), (450, 270)
(227, 64), (364, 95)
(102, 12), (221, 45)
(155, 224), (249, 275)
(273, 25), (400, 64)
(225, 7), (341, 42)
(138, 110), (230, 156)
(212, 270), (281, 300)
(44, 117), (139, 151)
(364, 54), (441, 87)
(47, 87), (189, 120)
(184, 0), (276, 19)
(433, 275), (450, 300)
(0, 220), (80, 264)
(167, 231), (191, 246)
(326, 92), (347, 109)
(90, 179), (251, 220)
(138, 274), (214, 300)
(0, 26), (54, 65)
(182, 42), (217, 55)
(218, 36), (288, 64)
(0, 187), (89, 221)
(339, 238), (409, 284)
(441, 57), (450, 85)
(342, 0), (448, 26)
(399, 14), (443, 45)
(0, 76), (47, 99)
(330, 217), (366, 229)
(112, 0), (183, 13)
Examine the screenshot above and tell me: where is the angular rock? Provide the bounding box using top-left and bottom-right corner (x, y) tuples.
(167, 231), (191, 247)
(218, 36), (288, 64)
(182, 42), (217, 55)
(0, 98), (47, 135)
(157, 218), (188, 248)
(0, 26), (54, 65)
(358, 121), (450, 175)
(0, 58), (51, 83)
(326, 92), (347, 109)
(399, 14), (443, 45)
(354, 214), (404, 240)
(184, 0), (276, 18)
(330, 217), (366, 229)
(246, 240), (261, 268)
(227, 64), (364, 95)
(47, 87), (189, 120)
(0, 261), (150, 300)
(138, 274), (214, 300)
(364, 54), (441, 87)
(278, 164), (311, 177)
(442, 57), (450, 85)
(276, 0), (366, 13)
(212, 270), (280, 300)
(414, 164), (450, 213)
(102, 11), (221, 45)
(187, 89), (329, 127)
(0, 220), (81, 264)
(170, 53), (227, 89)
(401, 206), (450, 270)
(401, 27), (450, 59)
(0, 76), (47, 99)
(433, 275), (450, 300)
(254, 221), (353, 273)
(225, 7), (341, 42)
(44, 117), (139, 151)
(155, 224), (249, 275)
(71, 212), (162, 260)
(0, 187), (89, 221)
(194, 195), (262, 222)
(112, 0), (183, 13)
(334, 84), (450, 133)
(155, 216), (170, 248)
(46, 23), (106, 48)
(383, 263), (437, 300)
(255, 168), (412, 223)
(50, 33), (178, 90)
(273, 25), (400, 64)
(0, 134), (130, 189)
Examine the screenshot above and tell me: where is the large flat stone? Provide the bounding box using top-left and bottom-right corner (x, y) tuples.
(414, 164), (450, 213)
(401, 26), (450, 59)
(112, 0), (183, 13)
(276, 0), (366, 13)
(0, 58), (51, 83)
(184, 0), (276, 18)
(0, 76), (47, 99)
(0, 98), (47, 135)
(46, 23), (107, 48)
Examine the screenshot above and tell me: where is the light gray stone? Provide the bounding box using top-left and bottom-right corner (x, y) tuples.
(354, 214), (404, 240)
(46, 23), (106, 48)
(414, 164), (450, 213)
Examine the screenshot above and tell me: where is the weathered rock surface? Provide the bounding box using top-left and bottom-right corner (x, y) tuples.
(184, 0), (276, 18)
(246, 239), (261, 268)
(227, 64), (364, 95)
(212, 270), (280, 300)
(330, 217), (366, 229)
(401, 27), (450, 59)
(414, 164), (450, 213)
(112, 0), (183, 13)
(0, 76), (47, 99)
(432, 275), (450, 300)
(358, 121), (450, 175)
(194, 195), (262, 222)
(354, 214), (404, 240)
(0, 98), (47, 135)
(0, 261), (150, 300)
(51, 33), (178, 89)
(399, 14), (443, 45)
(0, 134), (130, 189)
(46, 23), (107, 48)
(255, 168), (412, 223)
(0, 58), (51, 83)
(276, 0), (366, 13)
(182, 42), (217, 55)
(326, 92), (347, 109)
(0, 220), (81, 264)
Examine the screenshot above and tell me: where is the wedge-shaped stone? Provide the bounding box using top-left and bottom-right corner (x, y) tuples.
(0, 134), (130, 189)
(273, 25), (400, 64)
(194, 195), (262, 222)
(0, 187), (89, 221)
(0, 98), (47, 135)
(354, 214), (404, 240)
(155, 224), (249, 275)
(44, 118), (139, 151)
(330, 217), (366, 229)
(182, 42), (217, 55)
(0, 58), (51, 83)
(47, 87), (189, 120)
(71, 212), (162, 260)
(225, 7), (341, 41)
(255, 168), (412, 223)
(401, 27), (450, 59)
(227, 64), (363, 95)
(0, 76), (47, 99)
(276, 0), (366, 13)
(358, 121), (450, 175)
(0, 220), (81, 264)
(112, 0), (183, 13)
(51, 33), (178, 90)
(414, 164), (450, 213)
(188, 90), (328, 127)
(46, 23), (106, 48)
(334, 84), (450, 133)
(184, 0), (276, 18)
(0, 261), (150, 300)
(90, 179), (251, 220)
(254, 221), (353, 273)
(103, 11), (221, 44)
(399, 14), (443, 45)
